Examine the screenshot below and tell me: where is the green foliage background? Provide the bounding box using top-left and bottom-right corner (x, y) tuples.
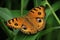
(0, 0), (60, 40)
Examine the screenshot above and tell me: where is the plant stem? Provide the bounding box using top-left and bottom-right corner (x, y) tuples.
(21, 0), (24, 16)
(46, 0), (60, 24)
(34, 0), (38, 7)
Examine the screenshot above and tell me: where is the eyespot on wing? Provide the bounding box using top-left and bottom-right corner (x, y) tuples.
(25, 17), (45, 32)
(20, 19), (37, 34)
(31, 18), (45, 31)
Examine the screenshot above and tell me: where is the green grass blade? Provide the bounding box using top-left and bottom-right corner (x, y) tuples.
(46, 1), (60, 20)
(46, 0), (60, 24)
(34, 0), (46, 6)
(34, 0), (38, 7)
(36, 26), (60, 40)
(23, 0), (29, 9)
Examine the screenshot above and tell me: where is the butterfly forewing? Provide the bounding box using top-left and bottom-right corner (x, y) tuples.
(7, 18), (24, 29)
(27, 6), (45, 18)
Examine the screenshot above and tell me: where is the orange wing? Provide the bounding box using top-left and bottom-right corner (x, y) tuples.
(26, 6), (45, 31)
(7, 18), (23, 29)
(7, 17), (37, 34)
(27, 6), (45, 18)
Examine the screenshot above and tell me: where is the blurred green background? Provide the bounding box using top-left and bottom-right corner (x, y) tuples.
(0, 0), (60, 40)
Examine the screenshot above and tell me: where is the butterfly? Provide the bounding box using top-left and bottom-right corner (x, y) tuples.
(7, 6), (45, 34)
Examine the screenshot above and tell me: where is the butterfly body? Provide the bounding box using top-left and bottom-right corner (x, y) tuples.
(7, 6), (45, 34)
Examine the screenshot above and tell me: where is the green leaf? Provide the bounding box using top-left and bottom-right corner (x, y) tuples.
(0, 8), (13, 21)
(0, 8), (28, 21)
(21, 0), (29, 16)
(11, 10), (28, 17)
(23, 0), (29, 9)
(45, 1), (60, 40)
(45, 14), (60, 40)
(46, 0), (60, 24)
(34, 0), (46, 7)
(46, 1), (60, 20)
